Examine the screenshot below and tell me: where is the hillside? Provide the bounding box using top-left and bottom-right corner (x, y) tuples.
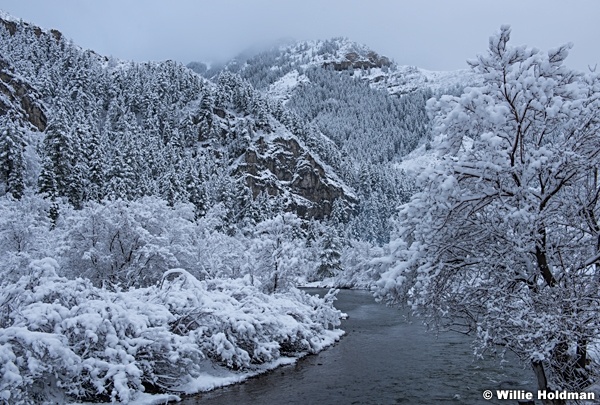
(188, 38), (474, 243)
(0, 16), (356, 221)
(0, 12), (359, 404)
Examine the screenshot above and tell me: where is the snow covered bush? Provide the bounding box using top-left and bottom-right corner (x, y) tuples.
(0, 193), (56, 284)
(246, 213), (311, 293)
(61, 197), (196, 288)
(333, 239), (383, 288)
(180, 209), (249, 280)
(60, 199), (319, 289)
(0, 193), (331, 292)
(159, 269), (343, 368)
(0, 261), (344, 403)
(0, 258), (203, 403)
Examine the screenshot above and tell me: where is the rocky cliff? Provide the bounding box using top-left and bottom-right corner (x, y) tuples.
(240, 135), (354, 219)
(0, 58), (47, 131)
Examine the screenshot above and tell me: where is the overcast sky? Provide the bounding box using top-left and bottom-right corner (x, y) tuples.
(1, 0), (599, 72)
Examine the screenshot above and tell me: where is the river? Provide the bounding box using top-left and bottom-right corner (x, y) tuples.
(180, 288), (535, 404)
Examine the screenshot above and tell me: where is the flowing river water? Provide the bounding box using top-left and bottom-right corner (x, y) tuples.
(181, 288), (535, 404)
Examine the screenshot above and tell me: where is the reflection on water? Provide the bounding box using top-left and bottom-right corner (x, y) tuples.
(181, 289), (534, 404)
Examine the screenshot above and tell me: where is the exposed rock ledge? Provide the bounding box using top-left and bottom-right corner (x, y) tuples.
(239, 136), (354, 219)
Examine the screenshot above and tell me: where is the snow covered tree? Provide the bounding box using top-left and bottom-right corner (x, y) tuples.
(249, 213), (308, 293)
(375, 26), (600, 398)
(38, 109), (86, 208)
(80, 124), (105, 202)
(0, 118), (26, 199)
(316, 228), (342, 280)
(62, 198), (187, 288)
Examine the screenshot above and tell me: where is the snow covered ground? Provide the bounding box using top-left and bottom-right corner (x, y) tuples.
(267, 70), (310, 103)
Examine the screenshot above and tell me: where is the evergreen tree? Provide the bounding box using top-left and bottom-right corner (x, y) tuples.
(0, 117), (26, 199)
(316, 228), (342, 279)
(40, 109), (78, 204)
(82, 125), (105, 202)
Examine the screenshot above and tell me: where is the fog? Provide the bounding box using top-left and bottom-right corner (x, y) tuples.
(1, 0), (598, 71)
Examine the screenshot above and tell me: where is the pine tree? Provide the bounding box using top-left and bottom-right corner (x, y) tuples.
(82, 125), (105, 202)
(183, 157), (207, 218)
(0, 117), (26, 199)
(316, 229), (342, 279)
(40, 109), (78, 203)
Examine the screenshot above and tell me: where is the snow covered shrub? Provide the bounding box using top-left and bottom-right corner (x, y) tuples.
(1, 262), (344, 403)
(0, 259), (81, 403)
(0, 260), (203, 403)
(246, 213), (311, 293)
(337, 239), (383, 288)
(0, 328), (80, 404)
(158, 269), (344, 368)
(0, 193), (56, 284)
(181, 225), (248, 280)
(61, 197), (196, 289)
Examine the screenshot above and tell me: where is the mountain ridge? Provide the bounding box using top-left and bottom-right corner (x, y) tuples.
(189, 37), (476, 97)
(0, 12), (355, 221)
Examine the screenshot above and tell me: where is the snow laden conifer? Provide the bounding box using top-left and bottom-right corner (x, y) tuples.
(375, 26), (600, 397)
(0, 116), (26, 199)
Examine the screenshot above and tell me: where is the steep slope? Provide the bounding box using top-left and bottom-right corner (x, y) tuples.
(189, 38), (457, 243)
(0, 57), (46, 131)
(0, 14), (354, 220)
(190, 38), (473, 168)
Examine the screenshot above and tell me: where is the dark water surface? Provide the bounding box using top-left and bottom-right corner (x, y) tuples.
(181, 289), (534, 404)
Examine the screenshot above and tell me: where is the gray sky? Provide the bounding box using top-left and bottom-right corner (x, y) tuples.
(1, 0), (599, 72)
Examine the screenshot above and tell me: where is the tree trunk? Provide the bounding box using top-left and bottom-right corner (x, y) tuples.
(535, 226), (556, 287)
(272, 271), (278, 294)
(576, 339), (587, 371)
(532, 361), (565, 405)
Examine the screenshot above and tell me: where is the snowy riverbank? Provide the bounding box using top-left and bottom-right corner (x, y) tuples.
(0, 262), (344, 404)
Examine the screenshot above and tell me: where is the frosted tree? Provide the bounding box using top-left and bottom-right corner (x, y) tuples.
(0, 117), (26, 199)
(375, 26), (600, 399)
(316, 227), (343, 279)
(80, 124), (105, 202)
(38, 107), (88, 207)
(249, 213), (307, 293)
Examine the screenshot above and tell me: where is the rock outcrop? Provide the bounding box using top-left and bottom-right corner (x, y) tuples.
(239, 135), (354, 219)
(323, 51), (392, 71)
(0, 58), (47, 131)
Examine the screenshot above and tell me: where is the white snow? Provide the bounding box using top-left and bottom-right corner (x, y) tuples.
(395, 144), (439, 177)
(0, 10), (20, 22)
(267, 70), (310, 103)
(0, 261), (345, 403)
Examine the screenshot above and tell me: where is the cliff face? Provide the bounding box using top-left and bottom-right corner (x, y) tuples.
(240, 135), (353, 219)
(322, 50), (392, 71)
(0, 58), (47, 131)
